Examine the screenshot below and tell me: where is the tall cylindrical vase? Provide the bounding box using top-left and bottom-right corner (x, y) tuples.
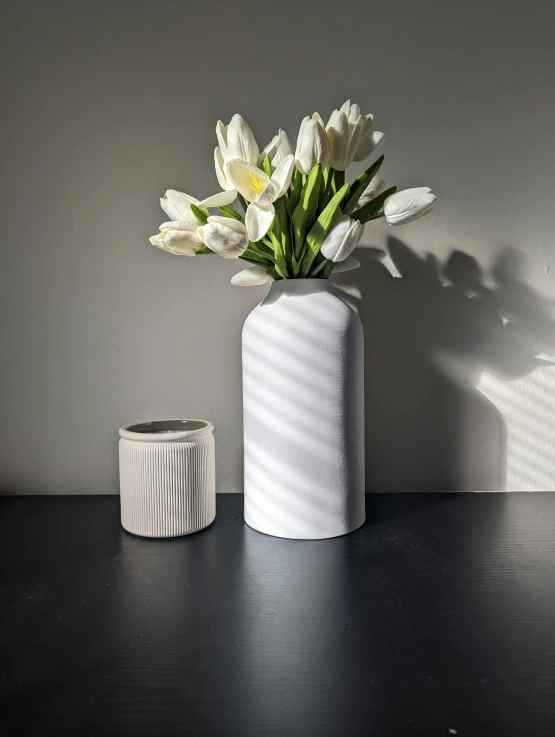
(242, 279), (365, 539)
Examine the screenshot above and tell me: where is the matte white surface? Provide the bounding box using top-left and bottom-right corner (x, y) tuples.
(243, 280), (365, 539)
(119, 423), (215, 537)
(1, 1), (554, 493)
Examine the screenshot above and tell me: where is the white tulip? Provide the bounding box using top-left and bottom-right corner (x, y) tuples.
(231, 265), (273, 286)
(383, 187), (436, 225)
(149, 221), (204, 256)
(357, 176), (386, 209)
(270, 129), (294, 168)
(326, 100), (365, 171)
(214, 114), (260, 198)
(258, 134), (280, 166)
(197, 216), (249, 259)
(161, 188), (236, 220)
(160, 190), (204, 222)
(225, 156), (295, 242)
(320, 215), (363, 262)
(294, 114), (330, 175)
(332, 256), (360, 274)
(216, 114), (259, 165)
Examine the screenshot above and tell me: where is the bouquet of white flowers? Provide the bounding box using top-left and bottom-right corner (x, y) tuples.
(150, 100), (436, 286)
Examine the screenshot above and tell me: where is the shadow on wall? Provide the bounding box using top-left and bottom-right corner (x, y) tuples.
(334, 237), (555, 492)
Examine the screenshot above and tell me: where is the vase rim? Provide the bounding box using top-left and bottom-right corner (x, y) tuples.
(119, 419), (214, 442)
(268, 278), (335, 292)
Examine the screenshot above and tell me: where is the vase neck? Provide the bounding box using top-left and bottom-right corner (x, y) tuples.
(267, 278), (336, 298)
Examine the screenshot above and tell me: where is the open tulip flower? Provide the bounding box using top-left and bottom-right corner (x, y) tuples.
(225, 156), (295, 242)
(150, 100), (436, 284)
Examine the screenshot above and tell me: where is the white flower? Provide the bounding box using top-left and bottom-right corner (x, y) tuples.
(383, 187), (436, 225)
(214, 114), (260, 197)
(320, 215), (363, 262)
(294, 114), (330, 175)
(160, 188), (236, 220)
(231, 265), (273, 286)
(216, 114), (259, 165)
(197, 216), (249, 259)
(357, 177), (386, 209)
(149, 221), (204, 256)
(270, 129), (294, 168)
(225, 156), (295, 241)
(160, 190), (204, 222)
(356, 130), (385, 162)
(326, 100), (364, 171)
(332, 256), (360, 273)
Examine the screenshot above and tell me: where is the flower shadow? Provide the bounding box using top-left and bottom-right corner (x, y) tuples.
(334, 237), (555, 492)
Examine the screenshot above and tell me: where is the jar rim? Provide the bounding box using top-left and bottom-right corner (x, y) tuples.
(119, 419), (213, 442)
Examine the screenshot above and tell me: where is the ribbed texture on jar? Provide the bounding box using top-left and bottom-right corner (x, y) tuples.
(119, 435), (215, 537)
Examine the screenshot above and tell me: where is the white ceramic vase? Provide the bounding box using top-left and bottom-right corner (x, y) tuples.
(242, 279), (365, 539)
(119, 419), (216, 537)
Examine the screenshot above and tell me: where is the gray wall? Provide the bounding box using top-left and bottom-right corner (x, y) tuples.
(1, 0), (554, 494)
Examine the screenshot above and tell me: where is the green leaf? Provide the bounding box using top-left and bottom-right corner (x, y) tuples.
(289, 169), (303, 214)
(190, 203), (209, 225)
(196, 246), (215, 255)
(261, 155), (272, 178)
(330, 168), (345, 196)
(299, 183), (349, 276)
(291, 163), (322, 259)
(268, 196), (291, 278)
(217, 206), (244, 222)
(342, 155), (385, 216)
(351, 185), (397, 223)
(237, 194), (249, 213)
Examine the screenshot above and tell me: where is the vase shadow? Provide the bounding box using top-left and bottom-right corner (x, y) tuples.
(334, 237), (555, 492)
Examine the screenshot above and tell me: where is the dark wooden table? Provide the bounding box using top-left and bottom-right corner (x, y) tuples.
(1, 494), (554, 736)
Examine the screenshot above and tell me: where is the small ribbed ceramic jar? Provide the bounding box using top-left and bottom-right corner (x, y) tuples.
(119, 419), (215, 538)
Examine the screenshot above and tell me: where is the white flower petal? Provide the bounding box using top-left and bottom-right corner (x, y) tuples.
(332, 256), (360, 273)
(201, 219), (249, 259)
(225, 159), (271, 202)
(245, 202), (275, 242)
(164, 229), (204, 255)
(160, 190), (201, 221)
(226, 114), (259, 165)
(199, 189), (238, 208)
(216, 121), (228, 159)
(206, 215), (247, 235)
(231, 265), (272, 286)
(258, 134), (280, 166)
(320, 216), (363, 262)
(294, 119), (329, 175)
(326, 110), (350, 170)
(270, 155), (295, 198)
(355, 131), (385, 162)
(320, 215), (352, 261)
(271, 129), (294, 167)
(384, 190), (436, 225)
(214, 147), (231, 190)
(159, 220), (199, 231)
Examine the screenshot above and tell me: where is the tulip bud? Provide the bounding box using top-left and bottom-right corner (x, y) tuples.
(326, 108), (363, 171)
(197, 216), (249, 259)
(149, 221), (204, 256)
(295, 115), (330, 175)
(320, 215), (363, 262)
(231, 265), (273, 286)
(271, 129), (294, 168)
(383, 188), (436, 225)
